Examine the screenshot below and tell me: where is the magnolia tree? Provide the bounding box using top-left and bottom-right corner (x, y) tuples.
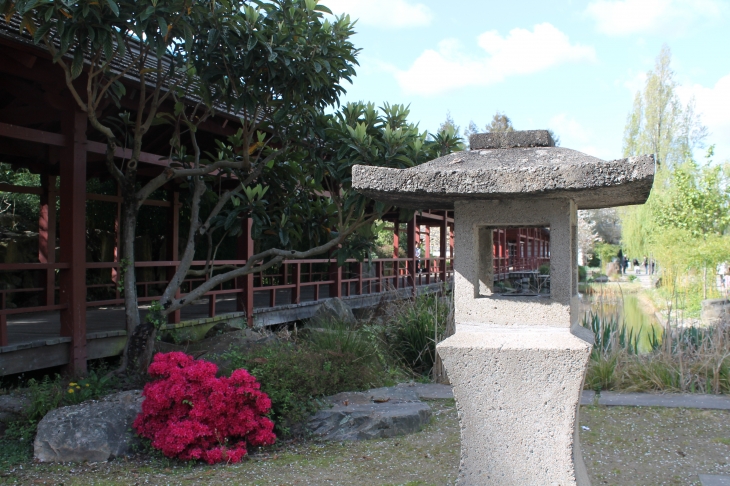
(3, 0), (456, 373)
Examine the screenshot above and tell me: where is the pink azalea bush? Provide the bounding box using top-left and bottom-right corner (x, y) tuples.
(133, 352), (276, 464)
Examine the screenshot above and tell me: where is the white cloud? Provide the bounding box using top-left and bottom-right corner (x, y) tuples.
(615, 70), (647, 94)
(550, 114), (592, 144)
(324, 0), (432, 29)
(548, 114), (606, 157)
(677, 74), (730, 161)
(585, 0), (726, 36)
(394, 23), (596, 96)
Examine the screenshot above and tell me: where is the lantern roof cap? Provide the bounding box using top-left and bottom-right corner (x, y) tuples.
(352, 130), (654, 210)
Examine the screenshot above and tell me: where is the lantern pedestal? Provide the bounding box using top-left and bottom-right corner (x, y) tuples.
(437, 327), (593, 486)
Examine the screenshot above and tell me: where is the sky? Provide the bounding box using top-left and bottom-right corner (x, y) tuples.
(321, 0), (730, 162)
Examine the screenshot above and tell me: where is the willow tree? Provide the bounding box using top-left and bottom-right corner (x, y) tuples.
(620, 45), (708, 258)
(2, 0), (447, 374)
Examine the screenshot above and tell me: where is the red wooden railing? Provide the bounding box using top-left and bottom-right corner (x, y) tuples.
(0, 256), (454, 346)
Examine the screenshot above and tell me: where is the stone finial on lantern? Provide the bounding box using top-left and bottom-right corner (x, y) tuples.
(353, 130), (654, 486)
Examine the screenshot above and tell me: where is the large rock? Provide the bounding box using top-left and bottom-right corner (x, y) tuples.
(310, 297), (355, 326)
(34, 390), (143, 463)
(0, 394), (28, 423)
(702, 299), (730, 327)
(308, 385), (433, 441)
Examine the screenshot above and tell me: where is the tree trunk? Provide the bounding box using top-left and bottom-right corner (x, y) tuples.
(117, 197), (156, 375)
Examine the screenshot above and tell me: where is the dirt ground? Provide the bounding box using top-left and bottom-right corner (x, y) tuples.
(2, 401), (730, 485)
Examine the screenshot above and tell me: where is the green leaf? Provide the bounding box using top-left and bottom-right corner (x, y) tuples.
(32, 21), (53, 44)
(314, 4), (332, 14)
(103, 0), (119, 16)
(70, 48), (84, 79)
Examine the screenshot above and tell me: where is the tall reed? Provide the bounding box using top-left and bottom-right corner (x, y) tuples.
(583, 310), (730, 394)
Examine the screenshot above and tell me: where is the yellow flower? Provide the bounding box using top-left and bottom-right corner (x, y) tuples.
(68, 389), (74, 394)
(85, 384), (90, 387)
(69, 382), (77, 386)
(76, 386), (81, 390)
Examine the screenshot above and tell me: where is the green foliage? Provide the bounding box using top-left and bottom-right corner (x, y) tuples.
(578, 266), (588, 282)
(485, 111), (514, 133)
(622, 45), (706, 168)
(0, 163), (41, 232)
(222, 321), (389, 435)
(583, 311), (730, 394)
(538, 263), (550, 275)
(384, 294), (450, 377)
(0, 368), (117, 469)
(593, 243), (621, 271)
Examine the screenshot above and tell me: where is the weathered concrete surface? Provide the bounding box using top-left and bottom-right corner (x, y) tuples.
(470, 130), (555, 149)
(34, 390), (142, 463)
(453, 198), (579, 329)
(699, 475), (730, 486)
(581, 391), (730, 410)
(309, 386), (432, 441)
(438, 328), (593, 485)
(352, 149), (654, 210)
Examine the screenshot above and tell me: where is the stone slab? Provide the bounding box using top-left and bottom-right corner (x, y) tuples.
(308, 400), (431, 441)
(470, 130), (555, 150)
(352, 148), (654, 210)
(580, 391), (730, 410)
(700, 475), (730, 486)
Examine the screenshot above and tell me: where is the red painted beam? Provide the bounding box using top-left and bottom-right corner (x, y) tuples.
(0, 183), (43, 195)
(0, 121), (65, 146)
(85, 140), (169, 166)
(86, 193), (171, 207)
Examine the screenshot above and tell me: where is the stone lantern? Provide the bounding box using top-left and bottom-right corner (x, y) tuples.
(352, 130), (654, 485)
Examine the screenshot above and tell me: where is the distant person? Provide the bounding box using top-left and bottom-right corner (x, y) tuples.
(643, 257), (648, 275)
(650, 259), (655, 275)
(623, 256), (629, 275)
(415, 245), (422, 273)
(617, 249), (624, 270)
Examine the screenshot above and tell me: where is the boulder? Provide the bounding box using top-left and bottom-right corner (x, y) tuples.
(308, 385), (433, 441)
(34, 390), (143, 463)
(310, 297), (355, 325)
(0, 394), (28, 423)
(702, 299), (730, 327)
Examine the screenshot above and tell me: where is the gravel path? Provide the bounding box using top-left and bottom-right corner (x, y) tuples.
(2, 401), (730, 485)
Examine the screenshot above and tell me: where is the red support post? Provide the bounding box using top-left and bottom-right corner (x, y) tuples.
(167, 191), (181, 323)
(292, 263), (301, 304)
(39, 174), (57, 306)
(1, 292), (7, 346)
(329, 252), (342, 299)
(236, 218), (255, 327)
(440, 211), (447, 283)
(407, 214), (417, 295)
(208, 294), (217, 317)
(59, 110), (87, 375)
(357, 262), (363, 295)
(112, 185), (121, 301)
(392, 219), (400, 288)
(424, 225), (431, 283)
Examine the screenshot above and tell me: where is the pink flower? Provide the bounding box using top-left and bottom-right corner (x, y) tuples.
(133, 352), (276, 464)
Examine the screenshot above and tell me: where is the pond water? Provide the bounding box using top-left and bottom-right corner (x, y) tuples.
(582, 285), (663, 353)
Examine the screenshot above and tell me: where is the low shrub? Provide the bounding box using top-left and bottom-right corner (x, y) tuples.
(133, 352), (275, 464)
(383, 293), (451, 377)
(222, 320), (390, 435)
